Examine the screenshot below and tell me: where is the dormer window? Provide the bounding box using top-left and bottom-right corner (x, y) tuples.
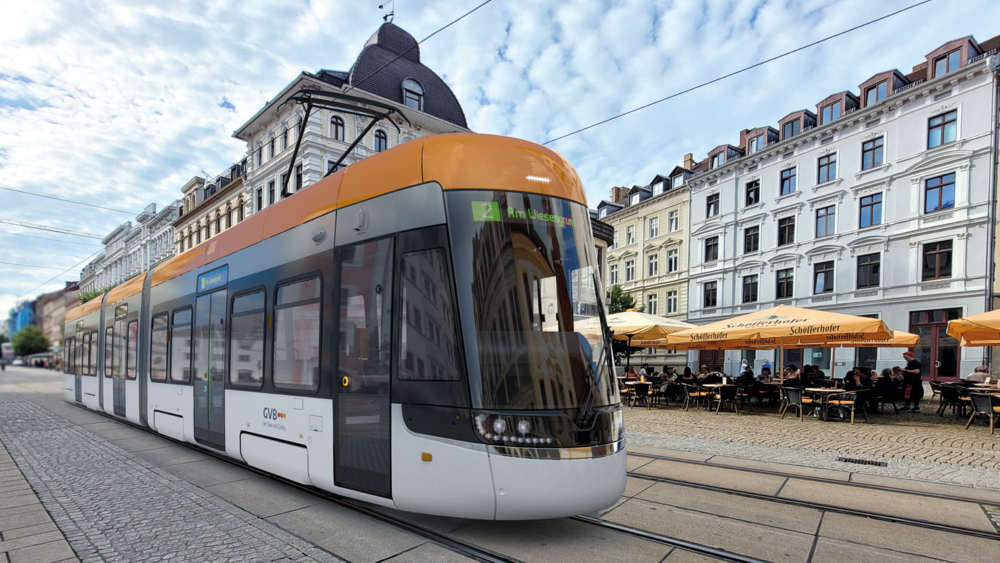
(711, 153), (724, 168)
(865, 81), (888, 106)
(821, 102), (841, 124)
(402, 79), (424, 111)
(934, 50), (961, 77)
(630, 193), (639, 205)
(653, 182), (664, 196)
(782, 119), (800, 140)
(673, 175), (684, 188)
(599, 208), (607, 219)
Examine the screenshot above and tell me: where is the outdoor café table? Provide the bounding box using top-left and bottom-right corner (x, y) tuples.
(805, 387), (845, 420)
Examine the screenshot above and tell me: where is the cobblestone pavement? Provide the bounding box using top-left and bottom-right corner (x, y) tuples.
(0, 400), (344, 563)
(625, 397), (1000, 490)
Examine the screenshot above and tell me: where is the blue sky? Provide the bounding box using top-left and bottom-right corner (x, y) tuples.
(1, 0), (999, 320)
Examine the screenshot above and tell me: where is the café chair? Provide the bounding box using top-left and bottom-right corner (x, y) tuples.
(965, 393), (1000, 434)
(681, 383), (709, 412)
(779, 387), (814, 421)
(827, 390), (868, 425)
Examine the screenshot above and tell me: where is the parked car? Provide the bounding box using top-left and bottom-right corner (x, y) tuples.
(12, 357), (24, 366)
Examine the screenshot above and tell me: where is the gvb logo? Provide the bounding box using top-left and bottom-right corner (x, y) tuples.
(263, 408), (286, 420)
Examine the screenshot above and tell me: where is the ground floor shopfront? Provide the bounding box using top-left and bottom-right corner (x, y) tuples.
(687, 297), (986, 382)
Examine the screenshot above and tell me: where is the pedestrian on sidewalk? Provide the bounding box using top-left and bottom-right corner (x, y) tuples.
(900, 351), (924, 412)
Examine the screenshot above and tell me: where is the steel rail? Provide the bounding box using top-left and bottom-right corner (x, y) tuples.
(628, 451), (999, 505)
(626, 471), (1000, 541)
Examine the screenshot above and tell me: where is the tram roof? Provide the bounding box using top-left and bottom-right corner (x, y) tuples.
(62, 133), (586, 324)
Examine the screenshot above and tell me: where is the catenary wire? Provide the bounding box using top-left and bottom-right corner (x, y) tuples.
(0, 229), (104, 247)
(345, 0), (495, 94)
(0, 261), (82, 271)
(542, 0), (936, 145)
(18, 249), (102, 298)
(0, 220), (105, 240)
(0, 186), (140, 215)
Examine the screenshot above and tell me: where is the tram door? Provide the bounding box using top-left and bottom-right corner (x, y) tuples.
(335, 238), (394, 498)
(194, 290), (227, 447)
(113, 319), (127, 416)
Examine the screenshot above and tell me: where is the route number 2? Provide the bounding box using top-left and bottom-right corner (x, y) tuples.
(472, 201), (501, 222)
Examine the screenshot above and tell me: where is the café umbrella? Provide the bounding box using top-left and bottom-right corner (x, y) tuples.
(946, 310), (1000, 346)
(575, 311), (695, 370)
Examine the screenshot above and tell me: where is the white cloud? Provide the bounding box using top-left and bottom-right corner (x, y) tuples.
(1, 0), (999, 313)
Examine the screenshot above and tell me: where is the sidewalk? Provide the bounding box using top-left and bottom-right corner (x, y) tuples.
(0, 442), (79, 563)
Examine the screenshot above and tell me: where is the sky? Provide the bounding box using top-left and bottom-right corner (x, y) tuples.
(1, 0), (999, 324)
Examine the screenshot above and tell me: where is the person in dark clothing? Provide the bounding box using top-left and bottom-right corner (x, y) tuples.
(900, 351), (924, 412)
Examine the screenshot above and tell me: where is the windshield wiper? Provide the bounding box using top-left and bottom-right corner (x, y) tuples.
(574, 328), (613, 428)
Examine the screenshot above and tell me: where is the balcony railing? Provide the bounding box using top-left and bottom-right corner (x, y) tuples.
(894, 78), (925, 94)
(967, 48), (997, 65)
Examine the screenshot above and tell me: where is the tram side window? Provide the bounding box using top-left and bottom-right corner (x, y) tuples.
(229, 290), (265, 388)
(126, 321), (138, 380)
(105, 327), (114, 378)
(399, 249), (462, 381)
(89, 332), (97, 376)
(68, 337), (76, 373)
(171, 309), (192, 383)
(150, 314), (168, 382)
(82, 333), (91, 376)
(63, 338), (71, 372)
(273, 277), (321, 392)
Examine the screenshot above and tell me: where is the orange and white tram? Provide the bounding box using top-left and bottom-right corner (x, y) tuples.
(62, 134), (625, 520)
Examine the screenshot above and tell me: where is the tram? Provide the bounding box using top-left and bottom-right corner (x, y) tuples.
(62, 133), (625, 520)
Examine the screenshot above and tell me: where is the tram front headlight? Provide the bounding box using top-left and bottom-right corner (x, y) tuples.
(493, 419), (507, 434)
(517, 420), (531, 435)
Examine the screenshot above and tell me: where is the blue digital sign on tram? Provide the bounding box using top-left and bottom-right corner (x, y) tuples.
(198, 266), (228, 293)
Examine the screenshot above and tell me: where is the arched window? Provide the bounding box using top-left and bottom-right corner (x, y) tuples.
(374, 130), (388, 153)
(402, 79), (423, 110)
(331, 116), (345, 142)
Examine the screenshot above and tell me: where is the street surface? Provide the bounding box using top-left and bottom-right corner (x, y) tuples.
(1, 366), (998, 563)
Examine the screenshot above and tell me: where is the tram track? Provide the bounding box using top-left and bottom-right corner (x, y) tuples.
(625, 469), (1000, 541)
(69, 403), (775, 563)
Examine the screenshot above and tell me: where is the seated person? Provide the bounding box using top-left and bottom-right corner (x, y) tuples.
(965, 365), (989, 383)
(736, 367), (756, 387)
(758, 367), (772, 382)
(714, 365), (727, 377)
(701, 372), (723, 385)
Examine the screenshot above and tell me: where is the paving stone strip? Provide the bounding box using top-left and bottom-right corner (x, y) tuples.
(0, 401), (345, 563)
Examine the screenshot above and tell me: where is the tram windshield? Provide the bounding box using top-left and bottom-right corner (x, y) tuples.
(447, 190), (617, 411)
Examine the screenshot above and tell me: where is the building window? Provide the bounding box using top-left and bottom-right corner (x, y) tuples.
(817, 154), (837, 184)
(815, 206), (835, 238)
(928, 110), (957, 149)
(744, 225), (759, 253)
(857, 253), (880, 289)
(625, 260), (635, 282)
(821, 102), (841, 124)
(862, 137), (884, 170)
(295, 164), (303, 192)
(256, 147), (262, 167)
(652, 181), (664, 196)
(776, 268), (794, 299)
(711, 153), (723, 168)
(268, 138), (275, 159)
(281, 129), (288, 150)
(402, 78), (424, 110)
(331, 116), (345, 141)
(599, 208), (607, 219)
(934, 50), (961, 77)
(778, 217), (795, 246)
(630, 193), (640, 205)
(668, 210), (679, 232)
(268, 181), (275, 205)
(813, 261), (834, 294)
(922, 241), (952, 281)
(746, 180), (760, 206)
(374, 130), (388, 152)
(609, 264), (618, 285)
(866, 81), (888, 106)
(673, 175), (685, 188)
(626, 225), (635, 245)
(667, 249), (678, 272)
(704, 282), (717, 308)
(647, 294), (658, 315)
(649, 217), (659, 238)
(704, 236), (719, 262)
(706, 193), (719, 217)
(647, 254), (659, 277)
(743, 275), (758, 303)
(748, 136), (759, 154)
(925, 173), (955, 214)
(860, 193), (882, 228)
(256, 188), (263, 212)
(780, 168), (796, 196)
(783, 119), (800, 139)
(666, 291), (678, 314)
(612, 231), (619, 249)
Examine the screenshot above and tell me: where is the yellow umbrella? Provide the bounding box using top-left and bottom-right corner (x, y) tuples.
(575, 310), (695, 341)
(946, 310), (1000, 346)
(781, 331), (918, 349)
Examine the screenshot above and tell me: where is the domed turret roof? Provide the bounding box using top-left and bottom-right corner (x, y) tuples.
(345, 23), (467, 128)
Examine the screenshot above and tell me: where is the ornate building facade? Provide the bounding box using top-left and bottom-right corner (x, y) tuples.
(80, 202), (180, 293)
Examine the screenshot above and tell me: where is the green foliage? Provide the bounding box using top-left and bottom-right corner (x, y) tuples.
(79, 285), (115, 304)
(606, 285), (637, 314)
(0, 333), (7, 345)
(12, 326), (50, 356)
(612, 339), (644, 364)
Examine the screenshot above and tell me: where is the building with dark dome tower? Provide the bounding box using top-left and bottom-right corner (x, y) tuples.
(172, 22), (470, 255)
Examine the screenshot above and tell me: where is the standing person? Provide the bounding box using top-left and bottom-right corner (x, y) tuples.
(900, 351), (923, 412)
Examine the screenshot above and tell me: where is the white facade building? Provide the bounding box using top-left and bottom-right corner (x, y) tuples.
(686, 36), (999, 381)
(80, 202), (180, 294)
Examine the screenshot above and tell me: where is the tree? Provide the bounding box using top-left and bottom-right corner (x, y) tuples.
(12, 326), (50, 356)
(0, 333), (7, 346)
(79, 285), (116, 304)
(606, 285), (636, 314)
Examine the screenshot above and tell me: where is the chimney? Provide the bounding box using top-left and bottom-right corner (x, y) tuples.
(611, 186), (629, 203)
(739, 129), (750, 149)
(683, 153), (695, 170)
